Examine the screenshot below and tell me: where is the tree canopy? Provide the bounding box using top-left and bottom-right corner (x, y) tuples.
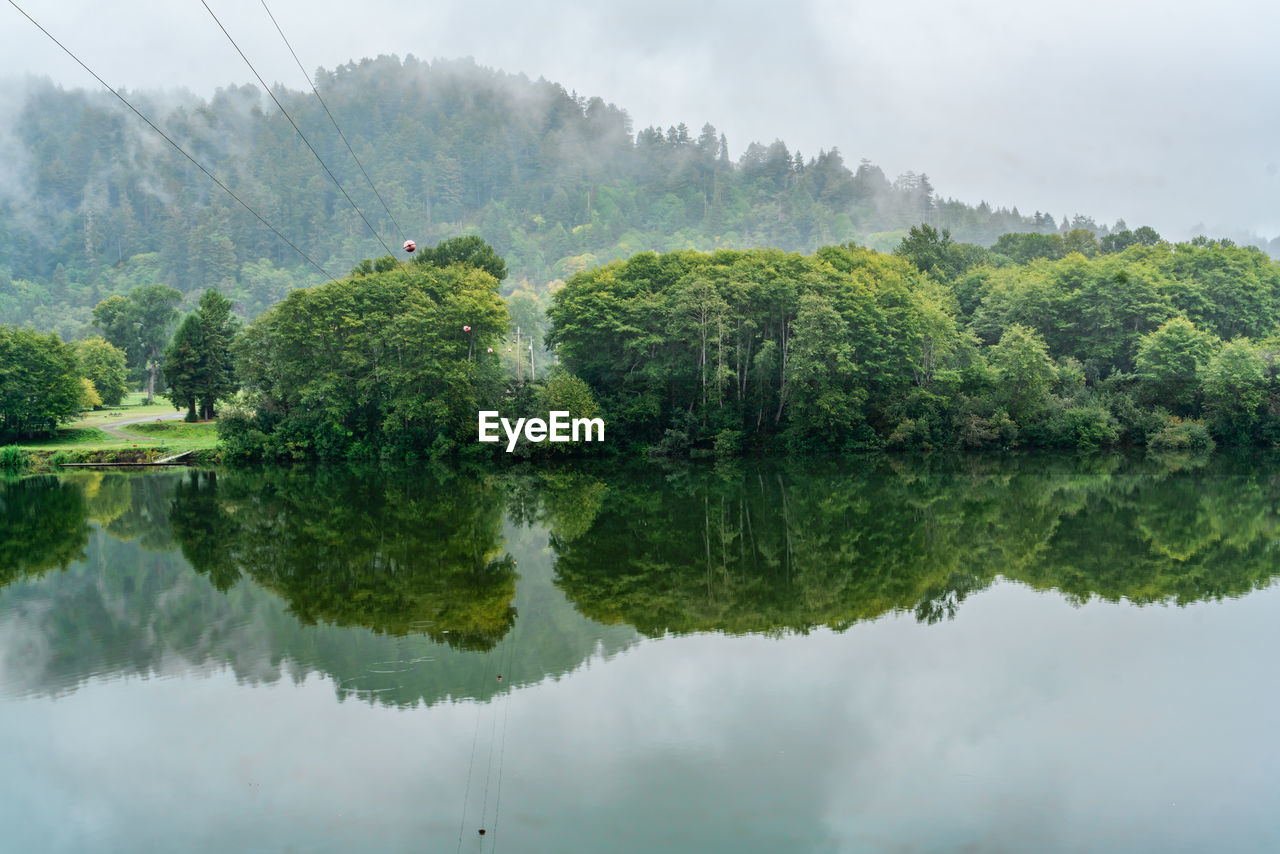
(221, 252), (509, 461)
(0, 326), (84, 441)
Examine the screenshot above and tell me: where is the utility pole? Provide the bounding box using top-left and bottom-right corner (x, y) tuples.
(529, 338), (535, 381)
(516, 326), (522, 383)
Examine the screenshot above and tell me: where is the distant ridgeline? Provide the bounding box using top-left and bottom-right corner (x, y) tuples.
(3, 456), (1278, 702)
(6, 55), (1275, 339)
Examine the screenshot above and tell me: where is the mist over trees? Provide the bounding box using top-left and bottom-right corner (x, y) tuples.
(6, 55), (1262, 338)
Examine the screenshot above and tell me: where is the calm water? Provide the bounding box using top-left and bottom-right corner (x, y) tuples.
(2, 455), (1279, 853)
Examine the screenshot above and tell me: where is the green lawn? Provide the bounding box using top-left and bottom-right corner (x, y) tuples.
(66, 392), (177, 430)
(125, 420), (220, 449)
(15, 393), (219, 453)
(15, 427), (119, 451)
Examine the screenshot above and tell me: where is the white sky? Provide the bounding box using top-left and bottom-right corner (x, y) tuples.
(1, 0), (1276, 239)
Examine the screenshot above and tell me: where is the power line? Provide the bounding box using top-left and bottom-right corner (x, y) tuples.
(200, 0), (396, 258)
(258, 0), (408, 244)
(4, 0), (336, 282)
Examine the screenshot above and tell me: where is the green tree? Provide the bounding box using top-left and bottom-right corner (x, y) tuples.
(989, 324), (1054, 426)
(91, 283), (182, 403)
(413, 235), (508, 282)
(0, 327), (84, 440)
(228, 261), (508, 460)
(163, 314), (204, 420)
(894, 224), (987, 282)
(163, 290), (240, 420)
(71, 336), (129, 407)
(783, 292), (863, 449)
(1200, 339), (1266, 443)
(1134, 317), (1218, 415)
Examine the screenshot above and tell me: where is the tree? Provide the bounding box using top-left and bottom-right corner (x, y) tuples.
(535, 371), (603, 455)
(79, 378), (102, 409)
(413, 235), (508, 281)
(72, 336), (129, 406)
(0, 326), (84, 440)
(989, 324), (1054, 426)
(162, 290), (240, 421)
(228, 261), (509, 459)
(1200, 339), (1266, 443)
(90, 295), (136, 356)
(192, 290), (239, 420)
(92, 283), (182, 403)
(163, 314), (204, 420)
(784, 292), (862, 450)
(1134, 317), (1218, 415)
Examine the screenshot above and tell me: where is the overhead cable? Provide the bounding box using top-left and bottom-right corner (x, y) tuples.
(201, 0), (396, 257)
(5, 0), (337, 281)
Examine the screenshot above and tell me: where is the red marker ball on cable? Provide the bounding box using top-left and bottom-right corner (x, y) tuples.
(403, 239), (416, 253)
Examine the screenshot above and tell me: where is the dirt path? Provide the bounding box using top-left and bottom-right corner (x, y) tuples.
(98, 410), (187, 440)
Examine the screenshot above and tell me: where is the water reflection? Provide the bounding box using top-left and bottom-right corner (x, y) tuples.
(0, 475), (90, 586)
(553, 454), (1280, 634)
(170, 469), (517, 650)
(2, 454), (1279, 704)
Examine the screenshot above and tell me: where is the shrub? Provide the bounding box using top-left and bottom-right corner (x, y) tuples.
(0, 446), (28, 471)
(1148, 418), (1215, 452)
(1050, 404), (1119, 448)
(713, 429), (744, 458)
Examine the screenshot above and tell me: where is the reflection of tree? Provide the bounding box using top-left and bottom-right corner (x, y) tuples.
(169, 468), (517, 650)
(548, 455), (1280, 636)
(7, 455), (1280, 707)
(99, 472), (182, 551)
(0, 476), (89, 585)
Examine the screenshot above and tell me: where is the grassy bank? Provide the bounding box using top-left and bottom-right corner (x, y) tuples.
(3, 393), (221, 471)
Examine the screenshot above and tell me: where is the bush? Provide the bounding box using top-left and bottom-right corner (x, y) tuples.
(1049, 404), (1119, 449)
(0, 446), (28, 471)
(1148, 418), (1215, 452)
(886, 418), (932, 450)
(713, 429), (744, 458)
(216, 412), (268, 462)
(648, 427), (690, 458)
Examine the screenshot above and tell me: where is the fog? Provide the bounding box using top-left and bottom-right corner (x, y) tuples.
(0, 0), (1276, 240)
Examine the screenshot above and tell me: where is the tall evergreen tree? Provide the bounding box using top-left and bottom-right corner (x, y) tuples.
(162, 290), (240, 420)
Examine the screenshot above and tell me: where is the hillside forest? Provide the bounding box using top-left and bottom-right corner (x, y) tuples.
(5, 55), (1276, 340)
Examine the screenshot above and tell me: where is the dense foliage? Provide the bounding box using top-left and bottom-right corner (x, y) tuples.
(0, 326), (85, 441)
(219, 251), (508, 461)
(547, 237), (1280, 451)
(90, 283), (181, 402)
(70, 335), (128, 406)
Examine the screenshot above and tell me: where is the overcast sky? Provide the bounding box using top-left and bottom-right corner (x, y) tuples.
(1, 0), (1276, 239)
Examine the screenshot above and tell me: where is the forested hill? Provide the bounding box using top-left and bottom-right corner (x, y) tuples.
(0, 54), (1196, 337)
